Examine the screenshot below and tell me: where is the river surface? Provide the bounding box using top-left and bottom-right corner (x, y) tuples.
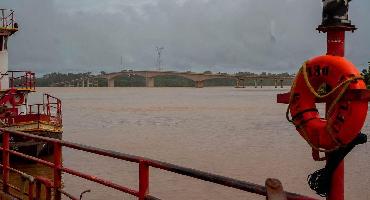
(12, 87), (370, 199)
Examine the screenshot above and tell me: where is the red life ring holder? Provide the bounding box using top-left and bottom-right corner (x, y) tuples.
(288, 55), (368, 152)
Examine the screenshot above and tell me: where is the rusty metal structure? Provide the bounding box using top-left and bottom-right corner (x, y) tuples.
(0, 9), (63, 157)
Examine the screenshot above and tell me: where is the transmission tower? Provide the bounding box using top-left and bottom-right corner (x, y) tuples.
(121, 56), (123, 68)
(156, 46), (164, 71)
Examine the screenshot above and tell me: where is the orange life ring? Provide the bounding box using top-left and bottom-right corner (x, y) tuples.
(288, 55), (368, 151)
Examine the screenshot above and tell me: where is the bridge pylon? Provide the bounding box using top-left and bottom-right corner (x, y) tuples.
(195, 80), (204, 88)
(146, 77), (155, 87)
(108, 78), (115, 87)
(235, 78), (245, 88)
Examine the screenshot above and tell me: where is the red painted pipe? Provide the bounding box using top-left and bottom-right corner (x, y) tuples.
(139, 161), (150, 200)
(28, 181), (34, 200)
(326, 29), (345, 200)
(53, 142), (63, 200)
(2, 131), (9, 193)
(327, 30), (345, 57)
(35, 181), (41, 200)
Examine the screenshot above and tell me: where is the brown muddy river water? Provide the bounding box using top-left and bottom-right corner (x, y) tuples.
(12, 87), (370, 199)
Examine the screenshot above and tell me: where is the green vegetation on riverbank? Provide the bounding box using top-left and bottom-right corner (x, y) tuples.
(361, 67), (370, 89)
(36, 71), (293, 87)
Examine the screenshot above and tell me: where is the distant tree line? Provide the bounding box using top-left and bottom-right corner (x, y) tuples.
(37, 72), (93, 87)
(361, 67), (370, 89)
(235, 71), (291, 77)
(36, 71), (294, 87)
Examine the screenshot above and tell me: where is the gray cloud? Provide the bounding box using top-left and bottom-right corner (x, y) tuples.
(2, 0), (370, 75)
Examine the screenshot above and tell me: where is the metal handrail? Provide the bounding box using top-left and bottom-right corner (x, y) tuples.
(0, 129), (318, 200)
(0, 164), (35, 199)
(8, 71), (36, 90)
(43, 93), (62, 118)
(18, 94), (61, 118)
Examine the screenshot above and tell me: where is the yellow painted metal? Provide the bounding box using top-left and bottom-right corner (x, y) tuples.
(0, 89), (35, 93)
(5, 121), (62, 133)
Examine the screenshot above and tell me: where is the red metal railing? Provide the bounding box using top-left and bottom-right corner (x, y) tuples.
(0, 9), (16, 29)
(0, 129), (318, 200)
(1, 93), (63, 128)
(45, 94), (62, 119)
(28, 94), (62, 117)
(8, 71), (36, 90)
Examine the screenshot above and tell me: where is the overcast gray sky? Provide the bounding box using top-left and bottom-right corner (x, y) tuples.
(2, 0), (370, 75)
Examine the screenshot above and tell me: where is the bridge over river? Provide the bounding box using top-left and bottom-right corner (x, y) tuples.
(53, 70), (294, 88)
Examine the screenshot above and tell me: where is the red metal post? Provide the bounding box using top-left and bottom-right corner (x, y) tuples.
(45, 184), (52, 200)
(28, 181), (34, 200)
(53, 142), (62, 200)
(29, 72), (31, 89)
(35, 181), (41, 200)
(26, 72), (29, 88)
(33, 73), (35, 88)
(47, 95), (51, 116)
(327, 30), (345, 57)
(139, 161), (149, 200)
(326, 29), (345, 200)
(2, 131), (10, 193)
(58, 99), (62, 116)
(35, 177), (53, 200)
(328, 161), (344, 200)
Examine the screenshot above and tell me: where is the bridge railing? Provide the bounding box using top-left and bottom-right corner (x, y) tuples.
(0, 129), (318, 200)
